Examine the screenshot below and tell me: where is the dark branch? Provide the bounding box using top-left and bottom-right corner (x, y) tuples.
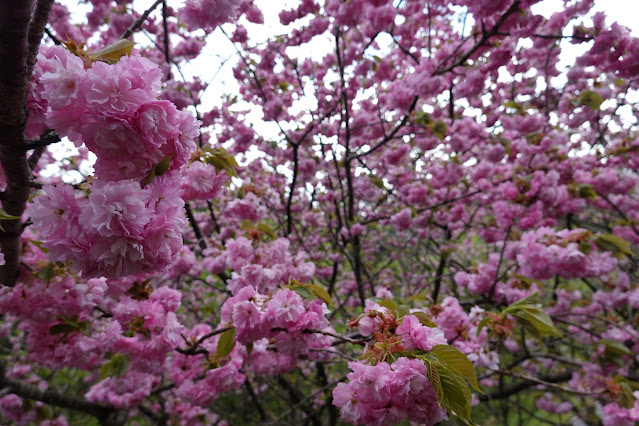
(175, 326), (233, 356)
(0, 0), (39, 285)
(26, 0), (55, 79)
(120, 0), (163, 40)
(0, 363), (123, 425)
(479, 371), (573, 401)
(23, 130), (60, 151)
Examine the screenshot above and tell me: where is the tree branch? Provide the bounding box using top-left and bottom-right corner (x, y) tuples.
(0, 0), (38, 285)
(479, 371), (573, 401)
(120, 0), (163, 40)
(0, 364), (124, 425)
(26, 0), (55, 79)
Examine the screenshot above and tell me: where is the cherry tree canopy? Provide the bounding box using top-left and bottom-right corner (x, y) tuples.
(1, 0), (639, 425)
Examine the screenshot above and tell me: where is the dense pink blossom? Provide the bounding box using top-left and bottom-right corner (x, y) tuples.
(396, 315), (447, 351)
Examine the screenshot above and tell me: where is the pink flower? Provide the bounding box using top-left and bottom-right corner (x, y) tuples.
(179, 0), (245, 30)
(396, 315), (447, 351)
(79, 180), (150, 237)
(266, 289), (305, 326)
(181, 161), (228, 201)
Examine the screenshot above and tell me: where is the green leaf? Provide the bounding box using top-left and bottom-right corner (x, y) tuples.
(476, 317), (490, 337)
(240, 219), (254, 230)
(202, 146), (239, 177)
(412, 311), (437, 328)
(144, 155), (174, 185)
(432, 120), (448, 140)
(504, 100), (521, 110)
(257, 222), (277, 240)
(594, 233), (633, 258)
(216, 327), (236, 359)
(28, 239), (49, 253)
(577, 183), (597, 199)
(510, 306), (561, 337)
(0, 208), (20, 232)
(293, 286), (313, 299)
(49, 323), (82, 336)
(154, 154), (174, 177)
(396, 304), (410, 319)
(246, 341), (254, 357)
(143, 167), (156, 186)
(35, 265), (55, 283)
(369, 175), (386, 190)
(618, 380), (637, 408)
(49, 317), (88, 336)
(35, 405), (54, 422)
(431, 345), (482, 393)
(580, 90), (605, 110)
(377, 299), (398, 311)
(503, 292), (539, 313)
(415, 111), (433, 127)
(436, 364), (473, 424)
(99, 353), (130, 380)
(301, 283), (334, 306)
(601, 339), (632, 357)
(426, 361), (443, 402)
(0, 208), (21, 221)
(98, 39), (135, 61)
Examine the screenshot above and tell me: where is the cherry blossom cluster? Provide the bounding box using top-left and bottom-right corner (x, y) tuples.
(220, 286), (331, 350)
(333, 359), (446, 426)
(507, 227), (617, 280)
(27, 45), (198, 278)
(3, 0), (639, 423)
(28, 46), (197, 182)
(205, 237), (316, 295)
(31, 178), (186, 278)
(179, 0), (248, 31)
(180, 160), (228, 202)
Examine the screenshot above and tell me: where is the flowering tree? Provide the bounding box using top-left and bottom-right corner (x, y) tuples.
(1, 0), (639, 424)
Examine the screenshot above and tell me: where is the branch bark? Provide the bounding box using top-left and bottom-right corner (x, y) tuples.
(0, 1), (41, 285)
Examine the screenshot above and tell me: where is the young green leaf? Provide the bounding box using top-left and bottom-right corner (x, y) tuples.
(99, 353), (130, 380)
(377, 299), (398, 311)
(216, 327), (236, 359)
(202, 146), (239, 177)
(35, 265), (55, 283)
(594, 233), (633, 258)
(432, 120), (448, 140)
(0, 208), (21, 221)
(580, 90), (605, 110)
(601, 339), (632, 357)
(49, 323), (82, 336)
(431, 345), (482, 393)
(301, 283), (334, 306)
(154, 154), (174, 177)
(426, 361), (443, 402)
(510, 306), (562, 337)
(436, 364), (474, 425)
(98, 39), (135, 61)
(503, 292), (539, 313)
(412, 311), (437, 328)
(396, 304), (410, 319)
(0, 208), (21, 231)
(257, 222), (277, 240)
(292, 286), (313, 299)
(415, 111), (434, 127)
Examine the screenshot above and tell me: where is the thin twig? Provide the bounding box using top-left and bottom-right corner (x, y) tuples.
(120, 0), (163, 40)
